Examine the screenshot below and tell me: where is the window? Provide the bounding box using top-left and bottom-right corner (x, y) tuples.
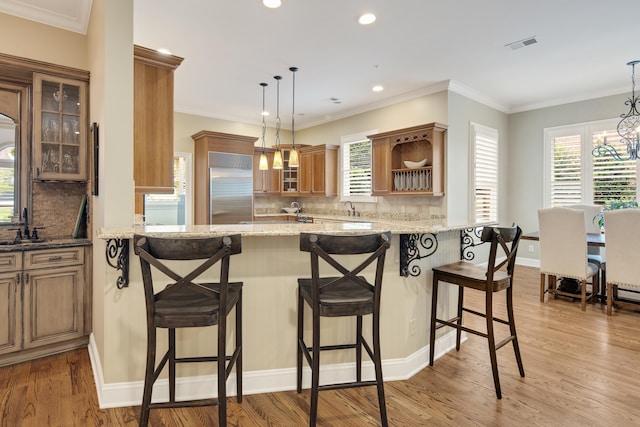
(340, 130), (376, 202)
(544, 119), (638, 207)
(470, 123), (498, 224)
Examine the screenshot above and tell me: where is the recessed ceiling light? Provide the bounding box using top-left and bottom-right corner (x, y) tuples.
(372, 85), (384, 92)
(358, 13), (376, 25)
(263, 0), (281, 8)
(157, 48), (172, 55)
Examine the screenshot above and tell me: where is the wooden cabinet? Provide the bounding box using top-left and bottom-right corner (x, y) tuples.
(0, 252), (22, 356)
(298, 145), (338, 196)
(134, 45), (183, 196)
(253, 147), (281, 195)
(192, 131), (257, 224)
(279, 146), (301, 194)
(368, 122), (447, 196)
(33, 73), (88, 181)
(0, 245), (91, 366)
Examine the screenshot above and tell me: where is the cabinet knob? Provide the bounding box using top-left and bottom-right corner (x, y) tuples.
(49, 255), (63, 261)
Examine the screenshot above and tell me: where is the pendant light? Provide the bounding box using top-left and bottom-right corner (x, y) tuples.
(288, 66), (299, 168)
(272, 75), (283, 169)
(259, 82), (269, 170)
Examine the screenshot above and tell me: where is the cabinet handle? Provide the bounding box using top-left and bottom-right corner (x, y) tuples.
(48, 255), (63, 261)
(16, 273), (20, 285)
(25, 273), (29, 283)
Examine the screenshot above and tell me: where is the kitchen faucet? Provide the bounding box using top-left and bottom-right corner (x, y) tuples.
(344, 201), (356, 217)
(290, 201), (300, 213)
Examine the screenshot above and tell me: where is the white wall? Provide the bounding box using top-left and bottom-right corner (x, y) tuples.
(446, 91), (509, 226)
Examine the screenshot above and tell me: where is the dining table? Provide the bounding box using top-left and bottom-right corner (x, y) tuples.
(522, 231), (605, 247)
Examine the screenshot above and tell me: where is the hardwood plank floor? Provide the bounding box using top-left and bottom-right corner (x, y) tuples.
(1, 266), (639, 426)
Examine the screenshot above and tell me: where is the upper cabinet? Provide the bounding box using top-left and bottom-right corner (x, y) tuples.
(253, 147), (281, 195)
(369, 122), (447, 196)
(33, 73), (88, 181)
(134, 45), (183, 195)
(298, 144), (338, 196)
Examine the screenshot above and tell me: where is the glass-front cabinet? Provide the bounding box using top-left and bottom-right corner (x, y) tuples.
(33, 73), (87, 181)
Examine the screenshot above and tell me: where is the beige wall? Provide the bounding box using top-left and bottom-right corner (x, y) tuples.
(85, 0), (135, 384)
(0, 13), (87, 69)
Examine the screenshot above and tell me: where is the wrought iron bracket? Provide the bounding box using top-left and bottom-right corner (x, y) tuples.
(460, 227), (484, 261)
(106, 238), (129, 288)
(399, 233), (438, 277)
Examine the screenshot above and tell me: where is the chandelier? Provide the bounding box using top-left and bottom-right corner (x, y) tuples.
(592, 60), (640, 161)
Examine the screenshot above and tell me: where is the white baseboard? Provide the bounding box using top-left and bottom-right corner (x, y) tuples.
(88, 330), (463, 409)
(517, 257), (540, 268)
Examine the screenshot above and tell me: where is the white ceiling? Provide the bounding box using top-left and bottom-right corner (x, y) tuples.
(4, 0), (640, 129)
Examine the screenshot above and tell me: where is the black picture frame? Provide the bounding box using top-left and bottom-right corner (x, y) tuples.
(91, 122), (99, 196)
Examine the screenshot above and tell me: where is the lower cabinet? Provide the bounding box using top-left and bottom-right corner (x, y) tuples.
(0, 245), (91, 366)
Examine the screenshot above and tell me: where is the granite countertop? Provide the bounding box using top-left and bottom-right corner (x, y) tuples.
(0, 238), (92, 252)
(97, 214), (471, 240)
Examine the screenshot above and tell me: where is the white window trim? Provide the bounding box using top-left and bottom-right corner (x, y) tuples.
(176, 151), (193, 226)
(468, 122), (499, 224)
(339, 130), (378, 203)
(542, 118), (635, 207)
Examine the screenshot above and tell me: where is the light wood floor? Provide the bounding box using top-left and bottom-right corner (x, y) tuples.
(2, 266), (640, 426)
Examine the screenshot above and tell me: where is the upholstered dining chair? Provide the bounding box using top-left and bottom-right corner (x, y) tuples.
(134, 234), (243, 427)
(567, 204), (605, 289)
(429, 224), (524, 399)
(297, 232), (391, 427)
(603, 209), (640, 315)
(538, 207), (599, 311)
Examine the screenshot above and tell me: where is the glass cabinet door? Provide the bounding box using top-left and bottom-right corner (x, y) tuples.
(33, 73), (87, 181)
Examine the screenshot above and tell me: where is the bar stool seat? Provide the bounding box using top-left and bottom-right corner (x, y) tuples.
(134, 234), (243, 427)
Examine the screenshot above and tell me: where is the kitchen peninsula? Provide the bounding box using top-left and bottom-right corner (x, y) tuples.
(94, 217), (476, 407)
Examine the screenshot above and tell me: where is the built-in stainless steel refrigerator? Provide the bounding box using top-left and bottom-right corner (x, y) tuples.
(209, 151), (253, 224)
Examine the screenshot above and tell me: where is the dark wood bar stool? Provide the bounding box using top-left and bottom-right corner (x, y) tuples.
(429, 225), (524, 399)
(134, 234), (243, 427)
(297, 232), (391, 426)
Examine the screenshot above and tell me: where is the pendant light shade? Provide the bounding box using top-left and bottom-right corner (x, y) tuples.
(288, 67), (299, 168)
(259, 82), (269, 170)
(272, 75), (283, 169)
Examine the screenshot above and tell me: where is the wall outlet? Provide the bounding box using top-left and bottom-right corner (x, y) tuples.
(528, 244), (534, 252)
(409, 319), (416, 336)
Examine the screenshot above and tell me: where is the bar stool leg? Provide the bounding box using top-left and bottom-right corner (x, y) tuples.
(429, 275), (439, 366)
(506, 285), (525, 377)
(169, 328), (176, 402)
(485, 290), (502, 399)
(310, 309), (321, 426)
(373, 310), (388, 426)
(456, 287), (464, 351)
(218, 308), (227, 426)
(296, 289), (304, 393)
(139, 326), (156, 426)
(356, 315), (363, 382)
(236, 290), (243, 403)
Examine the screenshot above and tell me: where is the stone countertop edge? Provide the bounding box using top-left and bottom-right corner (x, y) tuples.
(97, 218), (481, 240)
(0, 238), (92, 252)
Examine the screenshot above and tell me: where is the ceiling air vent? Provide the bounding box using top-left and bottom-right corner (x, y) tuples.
(506, 36), (537, 50)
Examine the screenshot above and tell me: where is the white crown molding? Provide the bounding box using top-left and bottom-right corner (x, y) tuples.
(447, 80), (511, 113)
(0, 0), (93, 34)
